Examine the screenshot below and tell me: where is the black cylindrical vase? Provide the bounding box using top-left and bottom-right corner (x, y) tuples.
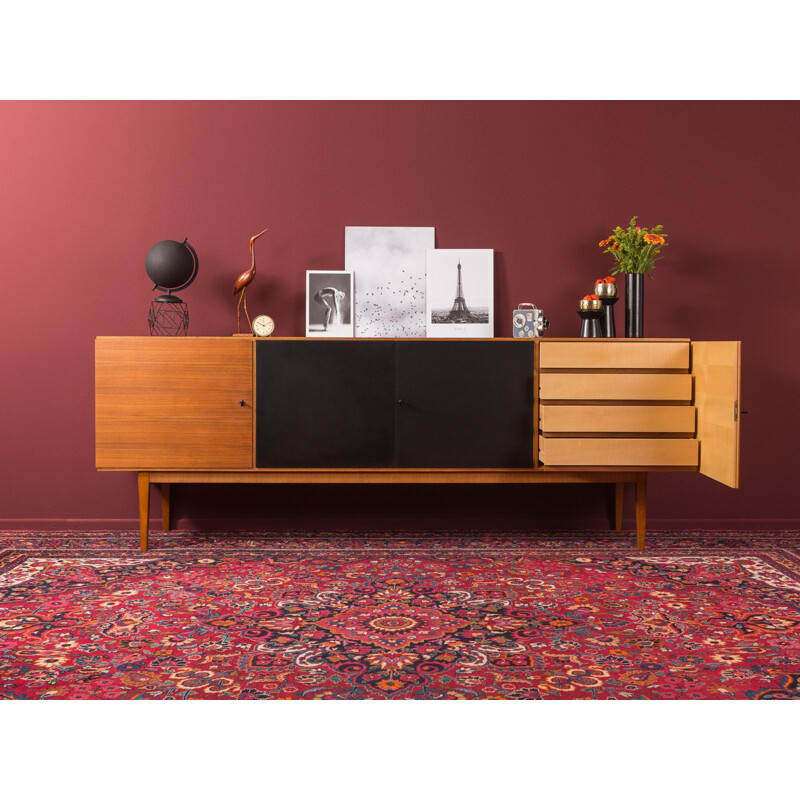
(625, 273), (644, 338)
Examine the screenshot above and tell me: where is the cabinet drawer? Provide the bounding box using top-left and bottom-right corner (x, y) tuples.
(539, 438), (699, 467)
(539, 373), (692, 402)
(539, 341), (690, 370)
(540, 405), (696, 434)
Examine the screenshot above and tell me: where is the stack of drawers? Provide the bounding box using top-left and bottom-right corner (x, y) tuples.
(538, 340), (699, 468)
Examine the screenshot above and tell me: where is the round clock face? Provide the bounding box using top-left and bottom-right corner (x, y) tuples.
(252, 315), (275, 337)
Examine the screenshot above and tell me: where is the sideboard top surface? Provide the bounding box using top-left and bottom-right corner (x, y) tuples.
(95, 336), (692, 343)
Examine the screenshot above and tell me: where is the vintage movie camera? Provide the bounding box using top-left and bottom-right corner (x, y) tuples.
(512, 303), (550, 338)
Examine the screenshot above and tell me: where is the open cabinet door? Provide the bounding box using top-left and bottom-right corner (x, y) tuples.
(691, 341), (741, 488)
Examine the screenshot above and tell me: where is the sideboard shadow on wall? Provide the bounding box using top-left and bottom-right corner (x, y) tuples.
(95, 337), (741, 551)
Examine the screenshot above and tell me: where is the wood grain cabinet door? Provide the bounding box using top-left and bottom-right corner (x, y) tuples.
(96, 337), (253, 469)
(692, 341), (741, 488)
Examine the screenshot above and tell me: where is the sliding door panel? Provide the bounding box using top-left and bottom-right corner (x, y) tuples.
(257, 341), (396, 468)
(395, 341), (534, 468)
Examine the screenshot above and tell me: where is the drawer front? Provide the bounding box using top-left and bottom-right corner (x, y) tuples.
(540, 405), (696, 434)
(539, 373), (692, 402)
(540, 438), (699, 467)
(539, 341), (690, 370)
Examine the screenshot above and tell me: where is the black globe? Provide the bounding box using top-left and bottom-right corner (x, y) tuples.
(145, 240), (197, 291)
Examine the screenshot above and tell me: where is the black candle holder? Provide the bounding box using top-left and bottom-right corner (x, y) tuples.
(599, 296), (619, 338)
(578, 308), (603, 338)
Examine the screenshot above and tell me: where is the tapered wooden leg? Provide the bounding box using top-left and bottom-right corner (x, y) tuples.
(161, 483), (171, 532)
(138, 472), (150, 552)
(635, 472), (647, 551)
(612, 482), (624, 531)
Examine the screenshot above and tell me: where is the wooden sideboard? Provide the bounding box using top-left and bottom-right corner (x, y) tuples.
(95, 337), (741, 551)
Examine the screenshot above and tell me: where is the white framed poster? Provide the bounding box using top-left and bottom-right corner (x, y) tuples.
(426, 249), (494, 338)
(345, 226), (435, 338)
(306, 271), (354, 337)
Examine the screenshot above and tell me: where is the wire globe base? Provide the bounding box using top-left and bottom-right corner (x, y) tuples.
(148, 300), (189, 336)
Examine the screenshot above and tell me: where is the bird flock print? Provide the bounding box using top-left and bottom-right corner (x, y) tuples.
(346, 227), (435, 338)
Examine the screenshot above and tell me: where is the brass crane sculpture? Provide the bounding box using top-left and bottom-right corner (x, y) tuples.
(233, 227), (269, 334)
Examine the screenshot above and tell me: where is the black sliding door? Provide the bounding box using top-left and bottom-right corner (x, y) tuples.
(256, 341), (396, 468)
(395, 341), (534, 468)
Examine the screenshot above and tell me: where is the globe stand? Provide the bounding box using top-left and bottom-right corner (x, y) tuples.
(148, 295), (189, 336)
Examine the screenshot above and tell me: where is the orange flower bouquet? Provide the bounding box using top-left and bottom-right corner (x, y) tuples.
(599, 216), (668, 276)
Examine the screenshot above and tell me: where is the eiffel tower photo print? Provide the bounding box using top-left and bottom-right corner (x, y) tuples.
(426, 249), (494, 337)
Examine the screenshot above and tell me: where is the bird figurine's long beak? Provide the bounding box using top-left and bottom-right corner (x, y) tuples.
(249, 228), (269, 246)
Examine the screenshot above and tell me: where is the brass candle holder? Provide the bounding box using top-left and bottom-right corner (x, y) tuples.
(590, 277), (618, 337)
(595, 280), (617, 297)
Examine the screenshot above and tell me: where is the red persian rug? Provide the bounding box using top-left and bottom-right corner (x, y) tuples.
(1, 530), (799, 699)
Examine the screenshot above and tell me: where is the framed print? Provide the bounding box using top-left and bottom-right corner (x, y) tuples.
(426, 249), (494, 338)
(345, 226), (435, 337)
(306, 271), (354, 337)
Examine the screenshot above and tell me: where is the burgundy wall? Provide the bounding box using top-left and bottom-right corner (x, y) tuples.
(1, 101), (797, 531)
